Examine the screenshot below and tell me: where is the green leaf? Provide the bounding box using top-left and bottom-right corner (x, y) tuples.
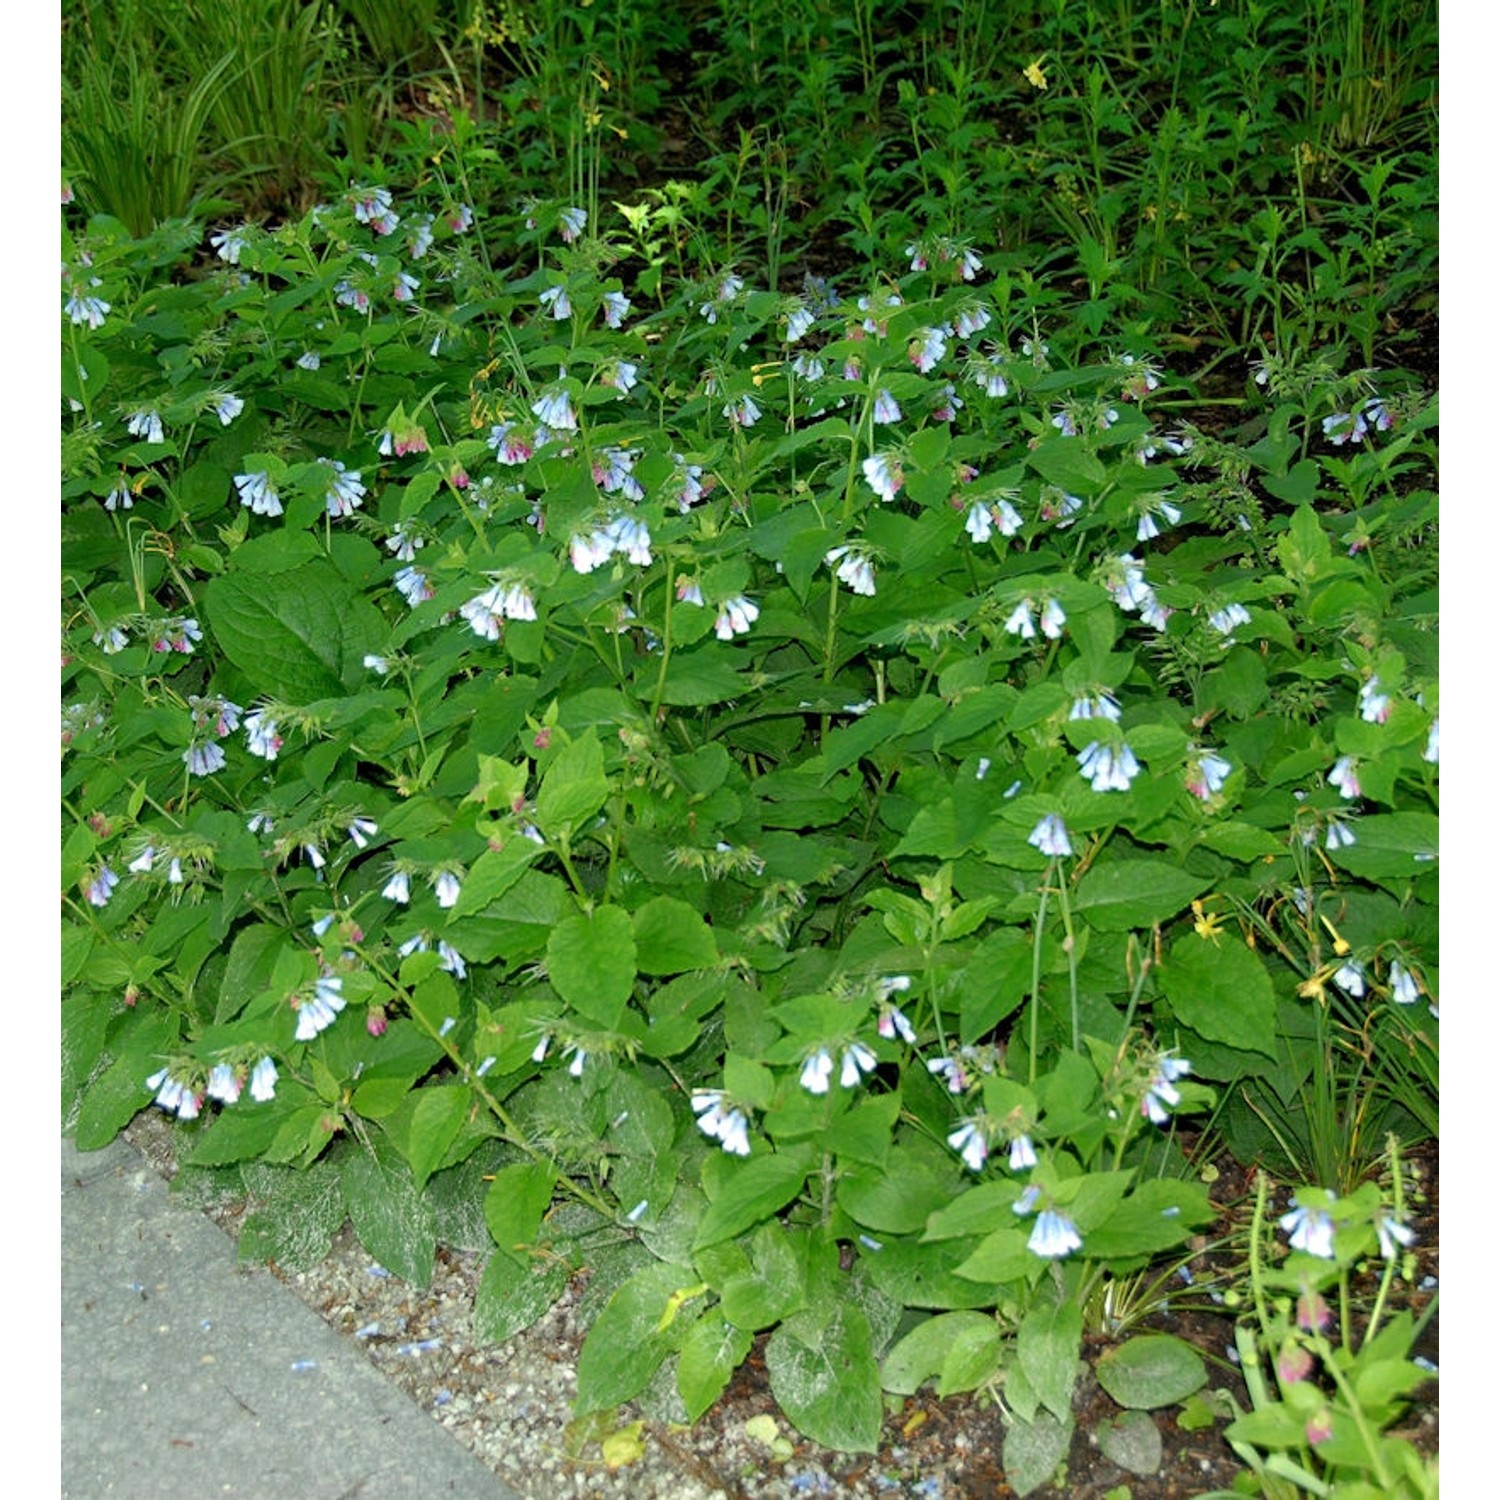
(883, 1310), (999, 1395)
(473, 1249), (569, 1343)
(1196, 822), (1285, 861)
(1027, 437), (1108, 493)
(1081, 1180), (1213, 1258)
(535, 732), (611, 834)
(1201, 648), (1268, 719)
(399, 470), (442, 520)
(484, 1162), (559, 1264)
(238, 1160), (345, 1271)
(1096, 1335), (1209, 1409)
(694, 1146), (816, 1250)
(216, 923), (292, 1023)
(1352, 1356), (1428, 1410)
(350, 1077), (415, 1119)
(1261, 459), (1321, 506)
(1158, 933), (1278, 1057)
(225, 530), (321, 573)
(1073, 860), (1209, 930)
(264, 1104), (339, 1164)
(676, 1308), (753, 1422)
(907, 424), (951, 471)
(183, 1098), (301, 1166)
(1018, 1299), (1082, 1421)
(837, 1139), (959, 1233)
(1277, 504), (1334, 584)
(1002, 1410), (1074, 1498)
(547, 906), (636, 1028)
(639, 648), (746, 706)
(1224, 1405), (1307, 1448)
(449, 838), (541, 919)
(407, 971), (460, 1035)
(859, 1229), (1003, 1309)
(765, 1301), (882, 1453)
(72, 1011), (178, 1150)
(825, 1091), (901, 1168)
(62, 923), (92, 985)
(719, 1224), (807, 1330)
(923, 1180), (1025, 1242)
(959, 928), (1034, 1042)
(405, 1085), (472, 1190)
(1176, 1392), (1226, 1431)
(1097, 1409), (1163, 1476)
(953, 1225), (1034, 1284)
(632, 896), (719, 974)
(601, 1071), (679, 1221)
(1328, 812), (1440, 879)
(341, 1139), (437, 1287)
(938, 1318), (1005, 1397)
(61, 988), (113, 1115)
(203, 560), (384, 700)
(575, 1261), (692, 1412)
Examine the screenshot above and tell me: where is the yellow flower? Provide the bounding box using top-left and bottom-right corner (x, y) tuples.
(1023, 57), (1049, 90)
(1192, 899), (1225, 944)
(1317, 912), (1351, 956)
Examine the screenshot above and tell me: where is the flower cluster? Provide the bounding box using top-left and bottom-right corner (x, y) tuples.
(1141, 1052), (1191, 1125)
(691, 1089), (751, 1156)
(569, 514), (653, 574)
(826, 545), (877, 596)
(1077, 741), (1141, 792)
(1321, 397), (1392, 446)
(294, 975), (345, 1040)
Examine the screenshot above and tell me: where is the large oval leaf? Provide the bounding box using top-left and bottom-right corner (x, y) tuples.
(1096, 1334), (1208, 1409)
(766, 1301), (882, 1453)
(547, 906), (636, 1028)
(1158, 933), (1278, 1057)
(203, 559), (385, 701)
(1073, 860), (1209, 931)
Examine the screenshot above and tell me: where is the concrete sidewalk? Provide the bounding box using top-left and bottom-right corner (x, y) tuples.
(61, 1133), (519, 1499)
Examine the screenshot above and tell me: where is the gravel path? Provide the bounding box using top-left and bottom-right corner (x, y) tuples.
(119, 1113), (1012, 1500)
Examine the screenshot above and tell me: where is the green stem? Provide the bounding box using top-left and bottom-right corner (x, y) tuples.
(1247, 1173), (1277, 1349)
(1055, 860), (1080, 1051)
(649, 555), (677, 724)
(552, 835), (591, 901)
(358, 946), (617, 1220)
(1117, 936), (1152, 1039)
(1362, 1134), (1404, 1347)
(1028, 872), (1053, 1085)
(1310, 1326), (1394, 1489)
(68, 324), (94, 425)
(818, 578), (840, 747)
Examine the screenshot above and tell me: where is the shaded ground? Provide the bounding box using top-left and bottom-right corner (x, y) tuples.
(118, 1111), (1436, 1499)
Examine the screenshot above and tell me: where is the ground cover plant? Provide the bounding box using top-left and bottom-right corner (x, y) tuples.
(62, 2), (1438, 1492)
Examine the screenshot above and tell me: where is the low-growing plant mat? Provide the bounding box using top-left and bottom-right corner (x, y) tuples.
(123, 1111), (1437, 1498)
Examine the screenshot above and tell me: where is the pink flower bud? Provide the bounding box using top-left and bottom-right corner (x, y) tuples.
(1296, 1287), (1331, 1333)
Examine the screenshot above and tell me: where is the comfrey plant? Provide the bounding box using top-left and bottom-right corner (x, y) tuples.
(1202, 1141), (1437, 1500)
(62, 174), (1436, 1459)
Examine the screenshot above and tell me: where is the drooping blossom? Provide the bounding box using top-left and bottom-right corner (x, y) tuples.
(1028, 814), (1072, 858)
